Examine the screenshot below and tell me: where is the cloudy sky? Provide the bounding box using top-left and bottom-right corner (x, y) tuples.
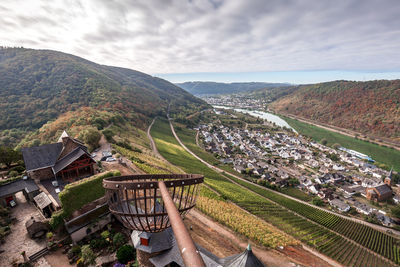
(1, 0), (400, 83)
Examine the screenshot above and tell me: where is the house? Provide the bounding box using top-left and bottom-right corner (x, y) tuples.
(318, 188), (334, 199)
(329, 199), (350, 212)
(353, 201), (374, 215)
(339, 185), (364, 198)
(22, 132), (96, 182)
(366, 184), (392, 202)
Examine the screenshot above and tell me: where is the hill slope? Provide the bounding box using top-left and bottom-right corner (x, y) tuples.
(0, 48), (207, 146)
(269, 80), (400, 141)
(176, 81), (290, 95)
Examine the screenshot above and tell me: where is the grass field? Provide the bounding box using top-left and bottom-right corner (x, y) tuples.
(283, 116), (400, 172)
(151, 118), (399, 265)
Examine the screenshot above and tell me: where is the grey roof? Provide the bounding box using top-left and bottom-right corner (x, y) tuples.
(131, 228), (174, 254)
(220, 245), (265, 267)
(0, 179), (39, 198)
(53, 147), (91, 173)
(22, 143), (63, 171)
(33, 192), (52, 209)
(375, 184), (392, 195)
(149, 236), (222, 267)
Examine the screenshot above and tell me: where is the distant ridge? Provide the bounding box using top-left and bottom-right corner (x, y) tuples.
(176, 81), (290, 95)
(0, 47), (208, 146)
(269, 79), (400, 141)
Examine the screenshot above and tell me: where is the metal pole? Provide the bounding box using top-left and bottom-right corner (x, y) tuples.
(158, 181), (206, 267)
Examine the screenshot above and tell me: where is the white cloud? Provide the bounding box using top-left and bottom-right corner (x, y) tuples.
(1, 0), (399, 74)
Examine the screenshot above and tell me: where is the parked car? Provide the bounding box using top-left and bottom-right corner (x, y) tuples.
(106, 157), (116, 162)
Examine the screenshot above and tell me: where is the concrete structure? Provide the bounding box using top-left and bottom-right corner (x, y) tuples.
(64, 203), (111, 244)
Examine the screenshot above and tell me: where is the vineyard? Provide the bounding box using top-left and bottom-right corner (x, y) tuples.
(173, 120), (400, 265)
(225, 172), (400, 264)
(151, 118), (400, 266)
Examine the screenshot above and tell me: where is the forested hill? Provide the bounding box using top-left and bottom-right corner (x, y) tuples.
(269, 80), (400, 141)
(0, 48), (208, 146)
(176, 81), (290, 95)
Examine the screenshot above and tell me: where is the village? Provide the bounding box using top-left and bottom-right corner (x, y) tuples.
(203, 94), (269, 110)
(198, 110), (399, 228)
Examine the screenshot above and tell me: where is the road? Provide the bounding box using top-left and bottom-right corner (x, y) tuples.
(168, 118), (400, 238)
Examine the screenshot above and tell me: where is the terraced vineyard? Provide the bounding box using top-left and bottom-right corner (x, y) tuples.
(225, 172), (400, 264)
(151, 118), (400, 266)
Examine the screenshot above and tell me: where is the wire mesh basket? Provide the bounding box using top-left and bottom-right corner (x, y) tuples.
(103, 174), (204, 232)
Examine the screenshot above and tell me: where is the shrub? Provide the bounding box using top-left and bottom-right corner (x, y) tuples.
(101, 230), (110, 239)
(8, 171), (18, 177)
(113, 232), (126, 249)
(49, 210), (65, 230)
(320, 138), (328, 145)
(312, 197), (324, 206)
(81, 245), (96, 265)
(116, 245), (135, 264)
(46, 232), (53, 240)
(90, 238), (108, 249)
(70, 245), (81, 256)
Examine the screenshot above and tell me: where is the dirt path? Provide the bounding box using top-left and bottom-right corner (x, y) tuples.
(147, 118), (185, 173)
(169, 119), (400, 237)
(147, 118), (168, 162)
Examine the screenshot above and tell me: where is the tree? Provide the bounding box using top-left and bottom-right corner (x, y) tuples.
(320, 138), (328, 146)
(332, 143), (341, 149)
(0, 147), (21, 168)
(312, 197), (324, 206)
(79, 128), (101, 151)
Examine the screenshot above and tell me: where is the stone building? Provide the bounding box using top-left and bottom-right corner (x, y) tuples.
(22, 132), (96, 182)
(366, 184), (392, 202)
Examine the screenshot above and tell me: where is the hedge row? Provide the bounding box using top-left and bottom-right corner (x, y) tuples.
(59, 170), (120, 218)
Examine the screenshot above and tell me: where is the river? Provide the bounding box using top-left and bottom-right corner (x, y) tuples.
(213, 105), (297, 132)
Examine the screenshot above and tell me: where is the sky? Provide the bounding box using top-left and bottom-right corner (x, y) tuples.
(1, 0), (400, 84)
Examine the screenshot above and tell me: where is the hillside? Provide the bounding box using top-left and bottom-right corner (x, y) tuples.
(269, 80), (400, 142)
(176, 81), (290, 95)
(0, 47), (208, 147)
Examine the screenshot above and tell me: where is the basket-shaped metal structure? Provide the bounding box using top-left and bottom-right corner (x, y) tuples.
(103, 174), (203, 233)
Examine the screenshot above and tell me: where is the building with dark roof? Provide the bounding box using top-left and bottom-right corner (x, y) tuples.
(0, 178), (39, 207)
(366, 184), (392, 202)
(22, 132), (96, 182)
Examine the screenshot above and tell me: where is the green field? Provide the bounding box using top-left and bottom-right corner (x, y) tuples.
(151, 118), (399, 266)
(283, 116), (400, 172)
